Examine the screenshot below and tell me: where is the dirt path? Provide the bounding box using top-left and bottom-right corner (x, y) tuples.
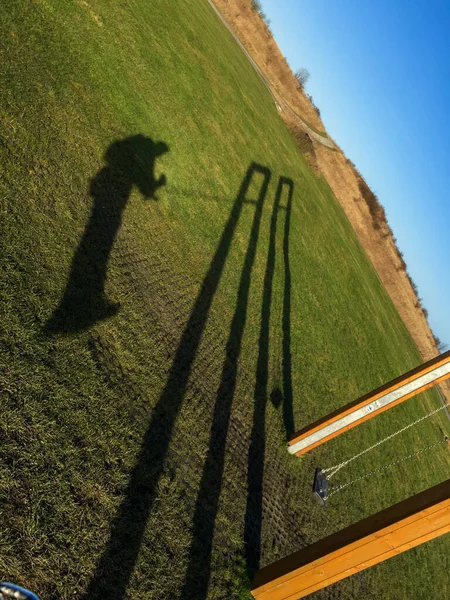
(207, 0), (335, 148)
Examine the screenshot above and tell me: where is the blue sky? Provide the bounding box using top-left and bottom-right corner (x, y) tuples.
(261, 0), (450, 349)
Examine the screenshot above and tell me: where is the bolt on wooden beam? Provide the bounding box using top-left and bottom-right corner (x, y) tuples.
(288, 350), (450, 456)
(251, 479), (450, 600)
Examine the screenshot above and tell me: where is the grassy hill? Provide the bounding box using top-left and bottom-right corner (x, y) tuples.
(1, 1), (449, 598)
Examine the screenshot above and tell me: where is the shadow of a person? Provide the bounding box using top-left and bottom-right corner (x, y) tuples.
(44, 135), (169, 333)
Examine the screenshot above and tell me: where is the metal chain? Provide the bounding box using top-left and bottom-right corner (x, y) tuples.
(323, 402), (450, 480)
(327, 436), (448, 498)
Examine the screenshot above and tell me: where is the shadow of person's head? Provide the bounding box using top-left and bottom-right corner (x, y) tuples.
(44, 134), (169, 335)
(105, 134), (169, 199)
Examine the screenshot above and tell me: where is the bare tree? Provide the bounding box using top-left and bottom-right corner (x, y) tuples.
(295, 67), (310, 89)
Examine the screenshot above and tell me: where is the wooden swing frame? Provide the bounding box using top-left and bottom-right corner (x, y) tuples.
(251, 352), (450, 599)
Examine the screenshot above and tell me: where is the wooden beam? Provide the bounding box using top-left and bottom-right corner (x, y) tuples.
(288, 350), (450, 456)
(251, 479), (450, 599)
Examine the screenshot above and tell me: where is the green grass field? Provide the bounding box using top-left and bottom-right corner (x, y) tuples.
(1, 1), (450, 598)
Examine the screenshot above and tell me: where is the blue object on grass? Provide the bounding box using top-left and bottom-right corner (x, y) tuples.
(0, 583), (40, 600)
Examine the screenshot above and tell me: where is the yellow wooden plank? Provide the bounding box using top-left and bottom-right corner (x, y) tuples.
(289, 350), (450, 455)
(252, 480), (450, 600)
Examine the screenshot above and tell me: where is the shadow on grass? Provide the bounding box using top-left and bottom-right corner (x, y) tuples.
(82, 163), (273, 600)
(244, 176), (294, 577)
(44, 134), (168, 334)
(179, 166), (271, 599)
(281, 178), (294, 439)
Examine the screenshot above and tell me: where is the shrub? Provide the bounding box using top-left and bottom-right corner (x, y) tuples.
(288, 125), (318, 173)
(250, 0), (271, 28)
(355, 172), (387, 231)
(434, 336), (449, 352)
(349, 160), (438, 335)
(306, 93), (321, 117)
